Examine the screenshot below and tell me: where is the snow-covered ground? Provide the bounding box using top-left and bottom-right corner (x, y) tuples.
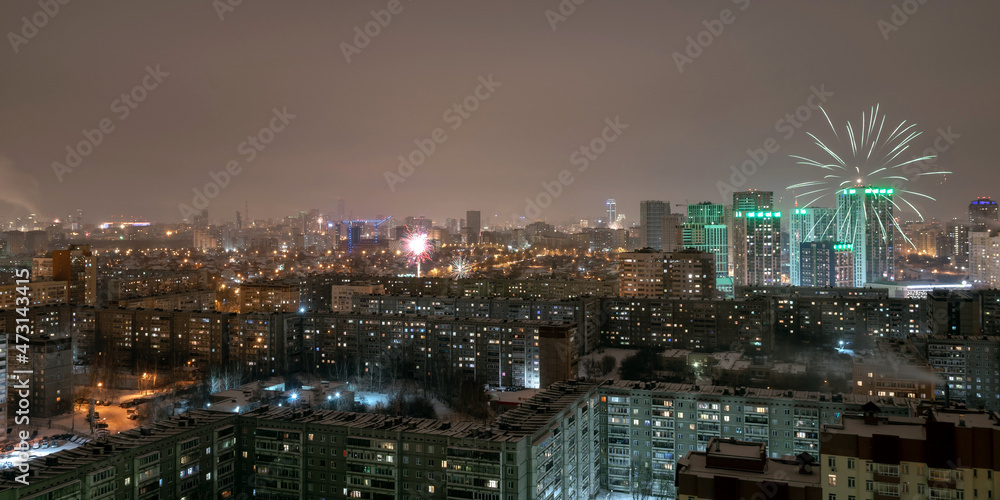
(353, 391), (390, 409)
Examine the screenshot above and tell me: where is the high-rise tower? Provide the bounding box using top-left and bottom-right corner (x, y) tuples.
(683, 202), (728, 282)
(970, 197), (999, 230)
(789, 207), (835, 286)
(465, 210), (481, 244)
(639, 200), (669, 250)
(732, 190), (773, 212)
(730, 192), (779, 286)
(732, 209), (782, 286)
(836, 186), (895, 286)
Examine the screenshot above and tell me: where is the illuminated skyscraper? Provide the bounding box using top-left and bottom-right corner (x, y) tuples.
(683, 202), (728, 290)
(732, 209), (782, 286)
(639, 200), (669, 250)
(946, 220), (970, 270)
(836, 186), (895, 286)
(606, 199), (617, 227)
(789, 207), (835, 286)
(969, 229), (1000, 286)
(730, 191), (776, 286)
(732, 190), (772, 212)
(970, 197), (998, 229)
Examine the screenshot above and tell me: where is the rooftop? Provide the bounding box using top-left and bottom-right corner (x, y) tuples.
(0, 411), (237, 489)
(602, 379), (919, 408)
(677, 438), (820, 489)
(822, 407), (1000, 439)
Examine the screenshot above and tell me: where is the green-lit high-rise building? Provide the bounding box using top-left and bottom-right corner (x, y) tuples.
(836, 186), (895, 286)
(729, 192), (780, 286)
(789, 207), (836, 286)
(732, 210), (782, 286)
(683, 202), (729, 293)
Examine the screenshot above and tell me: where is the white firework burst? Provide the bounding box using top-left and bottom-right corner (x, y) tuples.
(787, 105), (952, 250)
(786, 104), (950, 220)
(451, 256), (471, 279)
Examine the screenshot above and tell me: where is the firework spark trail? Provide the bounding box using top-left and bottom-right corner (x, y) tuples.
(787, 105), (951, 246)
(451, 256), (471, 279)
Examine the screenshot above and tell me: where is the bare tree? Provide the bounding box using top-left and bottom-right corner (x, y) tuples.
(629, 461), (675, 500)
(208, 363), (248, 393)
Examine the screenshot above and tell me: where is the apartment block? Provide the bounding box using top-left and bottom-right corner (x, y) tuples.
(351, 294), (600, 355)
(302, 313), (577, 389)
(598, 380), (915, 496)
(0, 383), (602, 500)
(0, 381), (921, 500)
(600, 297), (773, 352)
(238, 283), (300, 314)
(926, 335), (1000, 412)
(330, 283), (384, 312)
(852, 338), (935, 401)
(0, 281), (68, 309)
(822, 406), (1000, 500)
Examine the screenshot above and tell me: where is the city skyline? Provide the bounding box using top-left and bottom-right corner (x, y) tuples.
(5, 3), (1000, 499)
(1, 2), (998, 224)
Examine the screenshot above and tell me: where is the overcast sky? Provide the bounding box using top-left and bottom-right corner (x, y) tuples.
(1, 0), (997, 226)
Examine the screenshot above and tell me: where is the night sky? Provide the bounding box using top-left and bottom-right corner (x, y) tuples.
(2, 0), (997, 226)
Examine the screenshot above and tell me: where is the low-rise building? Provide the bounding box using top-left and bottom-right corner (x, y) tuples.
(852, 338), (936, 401)
(925, 334), (1000, 411)
(676, 438), (822, 500)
